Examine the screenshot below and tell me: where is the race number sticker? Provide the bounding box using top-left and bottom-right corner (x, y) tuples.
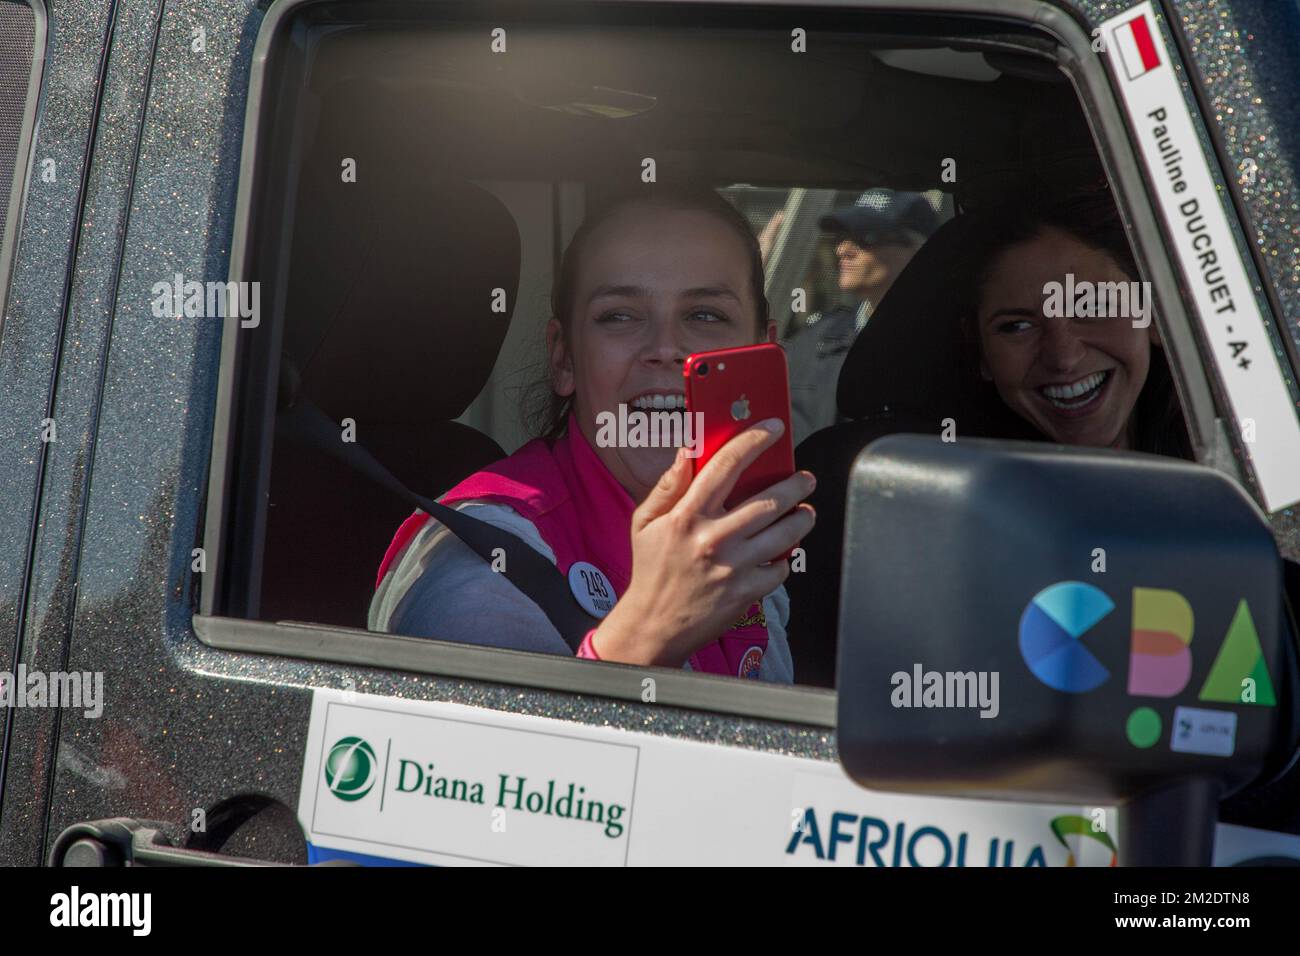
(1101, 2), (1300, 512)
(568, 561), (616, 618)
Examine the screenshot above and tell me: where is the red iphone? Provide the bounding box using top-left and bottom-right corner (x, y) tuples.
(683, 343), (796, 512)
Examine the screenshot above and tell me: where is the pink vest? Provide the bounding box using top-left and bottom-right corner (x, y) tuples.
(376, 415), (770, 678)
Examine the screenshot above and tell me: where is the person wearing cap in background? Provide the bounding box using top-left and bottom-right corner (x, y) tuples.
(783, 188), (940, 442)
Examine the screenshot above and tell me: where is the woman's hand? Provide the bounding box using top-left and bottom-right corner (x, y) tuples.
(592, 419), (816, 667)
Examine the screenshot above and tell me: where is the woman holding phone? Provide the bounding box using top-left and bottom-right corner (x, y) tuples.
(369, 186), (816, 681)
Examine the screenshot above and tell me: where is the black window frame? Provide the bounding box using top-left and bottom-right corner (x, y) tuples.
(0, 0), (46, 334)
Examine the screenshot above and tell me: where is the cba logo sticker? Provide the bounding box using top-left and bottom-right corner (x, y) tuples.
(325, 736), (378, 801)
(1019, 582), (1276, 750)
(738, 646), (763, 679)
(1018, 582), (1113, 693)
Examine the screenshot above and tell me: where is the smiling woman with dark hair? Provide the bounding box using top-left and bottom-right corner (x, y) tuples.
(952, 194), (1192, 459)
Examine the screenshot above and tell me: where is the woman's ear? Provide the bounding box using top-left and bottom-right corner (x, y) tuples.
(765, 319), (778, 344)
(1147, 317), (1163, 348)
(546, 319), (576, 397)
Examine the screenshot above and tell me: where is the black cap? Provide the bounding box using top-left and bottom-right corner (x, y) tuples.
(819, 189), (939, 247)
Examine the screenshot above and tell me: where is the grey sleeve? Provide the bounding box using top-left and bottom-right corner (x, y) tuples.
(369, 502), (574, 657)
(758, 587), (795, 684)
(369, 501), (795, 683)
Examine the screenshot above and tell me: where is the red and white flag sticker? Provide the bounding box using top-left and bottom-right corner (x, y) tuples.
(1102, 1), (1300, 512)
(1112, 12), (1162, 79)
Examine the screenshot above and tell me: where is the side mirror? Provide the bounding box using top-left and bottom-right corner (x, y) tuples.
(836, 435), (1299, 866)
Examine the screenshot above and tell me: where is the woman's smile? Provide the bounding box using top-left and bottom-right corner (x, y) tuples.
(628, 390), (687, 412)
(1032, 368), (1115, 417)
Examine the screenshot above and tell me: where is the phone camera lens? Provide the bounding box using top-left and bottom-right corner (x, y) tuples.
(697, 362), (710, 377)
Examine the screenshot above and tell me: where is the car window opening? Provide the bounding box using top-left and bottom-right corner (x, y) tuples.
(214, 6), (1197, 694)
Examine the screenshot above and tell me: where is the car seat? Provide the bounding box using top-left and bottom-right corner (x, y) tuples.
(259, 170), (521, 627)
(787, 212), (1043, 688)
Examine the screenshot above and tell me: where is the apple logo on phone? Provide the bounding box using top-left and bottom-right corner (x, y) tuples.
(731, 394), (751, 422)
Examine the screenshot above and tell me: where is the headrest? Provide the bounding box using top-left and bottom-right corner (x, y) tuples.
(283, 171), (521, 425)
(835, 212), (1041, 440)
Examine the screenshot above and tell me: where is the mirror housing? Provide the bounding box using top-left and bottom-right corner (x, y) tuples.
(836, 435), (1298, 861)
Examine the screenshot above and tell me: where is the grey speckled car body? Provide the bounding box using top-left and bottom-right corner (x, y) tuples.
(0, 0), (1298, 865)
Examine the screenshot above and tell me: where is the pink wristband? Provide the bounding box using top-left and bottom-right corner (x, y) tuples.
(576, 628), (601, 660)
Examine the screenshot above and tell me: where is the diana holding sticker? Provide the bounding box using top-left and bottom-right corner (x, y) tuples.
(369, 187), (816, 681)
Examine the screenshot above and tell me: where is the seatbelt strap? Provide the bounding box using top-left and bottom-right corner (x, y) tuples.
(276, 400), (599, 652)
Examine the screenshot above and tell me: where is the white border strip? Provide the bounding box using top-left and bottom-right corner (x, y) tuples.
(1102, 1), (1300, 512)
